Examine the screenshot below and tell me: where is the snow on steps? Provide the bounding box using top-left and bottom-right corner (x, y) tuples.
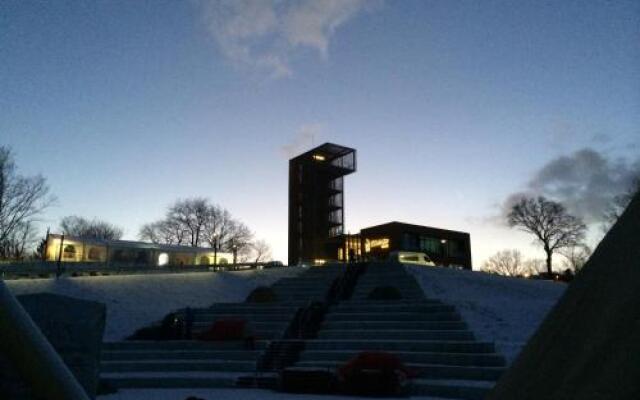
(100, 265), (344, 390)
(288, 263), (507, 399)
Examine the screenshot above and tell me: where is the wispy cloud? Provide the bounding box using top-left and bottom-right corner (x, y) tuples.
(498, 148), (640, 224)
(281, 123), (324, 158)
(199, 0), (379, 78)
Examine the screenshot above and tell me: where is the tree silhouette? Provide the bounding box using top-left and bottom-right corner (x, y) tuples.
(0, 146), (54, 259)
(482, 249), (524, 277)
(60, 215), (123, 240)
(508, 196), (586, 276)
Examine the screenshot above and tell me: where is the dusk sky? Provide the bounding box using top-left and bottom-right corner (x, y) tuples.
(2, 0), (639, 266)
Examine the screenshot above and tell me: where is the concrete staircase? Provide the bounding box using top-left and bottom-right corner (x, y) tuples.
(100, 263), (506, 399)
(270, 264), (344, 303)
(291, 263), (507, 399)
(100, 265), (343, 389)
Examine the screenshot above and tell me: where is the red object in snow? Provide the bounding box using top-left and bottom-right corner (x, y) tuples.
(197, 318), (247, 341)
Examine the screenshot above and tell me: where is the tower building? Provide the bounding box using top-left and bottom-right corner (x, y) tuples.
(288, 143), (356, 265)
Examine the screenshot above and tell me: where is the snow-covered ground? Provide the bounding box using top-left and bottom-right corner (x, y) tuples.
(6, 268), (302, 341)
(6, 264), (564, 400)
(100, 388), (441, 400)
(406, 265), (565, 363)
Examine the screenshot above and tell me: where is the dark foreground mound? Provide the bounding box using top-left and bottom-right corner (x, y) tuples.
(488, 192), (640, 400)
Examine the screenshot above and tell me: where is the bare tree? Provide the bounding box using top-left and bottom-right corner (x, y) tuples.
(140, 219), (187, 245)
(34, 236), (47, 260)
(139, 222), (162, 244)
(251, 239), (272, 263)
(482, 249), (524, 277)
(508, 196), (587, 276)
(0, 221), (38, 260)
(0, 147), (54, 259)
(603, 175), (640, 231)
(523, 258), (546, 277)
(60, 215), (123, 240)
(139, 198), (254, 254)
(560, 244), (591, 273)
(223, 220), (253, 263)
(223, 220), (253, 252)
(168, 198), (210, 247)
(202, 206), (232, 249)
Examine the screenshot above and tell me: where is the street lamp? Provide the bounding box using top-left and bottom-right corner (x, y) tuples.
(56, 234), (65, 279)
(213, 234), (218, 266)
(232, 243), (238, 265)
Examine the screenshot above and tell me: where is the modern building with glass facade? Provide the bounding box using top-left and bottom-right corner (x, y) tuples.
(359, 222), (472, 269)
(288, 143), (473, 269)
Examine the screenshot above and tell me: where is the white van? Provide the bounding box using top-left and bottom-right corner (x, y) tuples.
(389, 251), (436, 266)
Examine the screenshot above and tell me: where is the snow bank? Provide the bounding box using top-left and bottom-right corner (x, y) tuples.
(406, 265), (565, 363)
(6, 268), (302, 341)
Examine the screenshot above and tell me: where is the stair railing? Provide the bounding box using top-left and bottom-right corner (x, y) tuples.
(253, 264), (367, 379)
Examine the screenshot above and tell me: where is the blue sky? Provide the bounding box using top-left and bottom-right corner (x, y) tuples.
(2, 0), (639, 266)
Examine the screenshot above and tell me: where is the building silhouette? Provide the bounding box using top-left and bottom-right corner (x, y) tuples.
(288, 143), (472, 269)
(288, 143), (356, 266)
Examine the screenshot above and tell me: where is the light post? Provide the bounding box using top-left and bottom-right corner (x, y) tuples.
(232, 243), (238, 265)
(56, 234), (65, 279)
(213, 234), (218, 266)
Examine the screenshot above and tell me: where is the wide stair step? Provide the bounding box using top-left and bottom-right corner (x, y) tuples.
(101, 359), (257, 373)
(103, 349), (261, 361)
(294, 361), (505, 381)
(101, 371), (242, 389)
(332, 303), (453, 313)
(299, 350), (506, 367)
(186, 313), (292, 322)
(327, 312), (462, 322)
(317, 329), (475, 341)
(102, 340), (269, 351)
(304, 339), (496, 353)
(323, 321), (467, 330)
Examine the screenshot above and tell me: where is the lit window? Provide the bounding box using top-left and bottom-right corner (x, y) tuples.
(63, 245), (76, 259)
(367, 238), (389, 249)
(158, 253), (169, 266)
(312, 154), (325, 161)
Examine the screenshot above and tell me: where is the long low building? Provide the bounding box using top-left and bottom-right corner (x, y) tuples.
(44, 234), (233, 267)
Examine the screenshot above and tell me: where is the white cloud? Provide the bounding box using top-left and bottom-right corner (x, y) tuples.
(199, 0), (378, 78)
(283, 0), (370, 57)
(498, 148), (640, 224)
(281, 123), (324, 158)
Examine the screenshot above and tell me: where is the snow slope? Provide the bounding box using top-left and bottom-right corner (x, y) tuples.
(406, 265), (565, 363)
(6, 268), (302, 341)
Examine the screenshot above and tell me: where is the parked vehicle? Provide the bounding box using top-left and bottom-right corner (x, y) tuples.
(265, 261), (284, 268)
(389, 251), (435, 266)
